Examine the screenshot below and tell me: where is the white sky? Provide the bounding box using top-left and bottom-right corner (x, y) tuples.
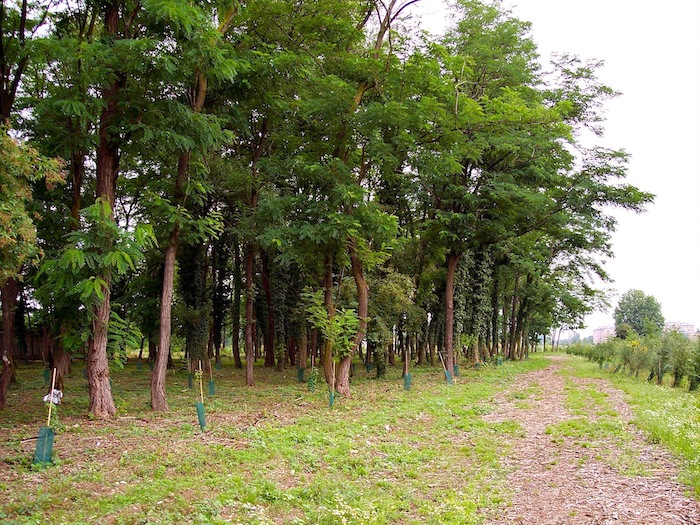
(405, 0), (700, 335)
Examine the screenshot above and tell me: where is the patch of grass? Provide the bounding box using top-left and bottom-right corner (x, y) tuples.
(0, 357), (551, 524)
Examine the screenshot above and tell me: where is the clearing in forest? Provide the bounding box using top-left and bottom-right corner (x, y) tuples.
(0, 355), (698, 524)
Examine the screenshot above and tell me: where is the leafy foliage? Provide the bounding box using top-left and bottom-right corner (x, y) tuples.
(303, 288), (359, 360)
(0, 130), (63, 284)
(614, 289), (665, 337)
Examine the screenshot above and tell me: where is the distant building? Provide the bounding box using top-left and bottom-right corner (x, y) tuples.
(665, 322), (696, 339)
(593, 326), (616, 344)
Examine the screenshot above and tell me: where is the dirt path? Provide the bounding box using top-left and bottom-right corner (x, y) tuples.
(482, 356), (700, 525)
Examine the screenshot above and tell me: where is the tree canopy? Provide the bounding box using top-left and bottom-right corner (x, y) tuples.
(0, 0), (653, 415)
(614, 289), (665, 337)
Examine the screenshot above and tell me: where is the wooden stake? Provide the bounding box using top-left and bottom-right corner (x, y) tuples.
(198, 361), (204, 404)
(47, 368), (57, 427)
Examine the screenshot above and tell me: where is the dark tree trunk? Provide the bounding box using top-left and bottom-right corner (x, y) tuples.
(260, 251), (275, 368)
(490, 275), (500, 358)
(286, 336), (295, 367)
(244, 243), (255, 386)
(231, 240), (242, 369)
(417, 321), (427, 365)
(507, 274), (522, 360)
(310, 328), (318, 369)
(0, 279), (19, 409)
(298, 328), (308, 372)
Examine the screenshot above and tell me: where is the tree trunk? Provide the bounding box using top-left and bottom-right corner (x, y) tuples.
(336, 243), (368, 397)
(417, 321), (427, 365)
(260, 252), (275, 368)
(212, 239), (226, 365)
(310, 328), (318, 369)
(507, 274), (522, 360)
(87, 277), (116, 417)
(151, 174), (184, 411)
(298, 329), (308, 372)
(490, 272), (500, 357)
(50, 325), (72, 391)
(0, 278), (19, 409)
(244, 242), (255, 386)
(231, 239), (242, 369)
(322, 256), (335, 387)
(85, 0), (126, 418)
(444, 252), (460, 376)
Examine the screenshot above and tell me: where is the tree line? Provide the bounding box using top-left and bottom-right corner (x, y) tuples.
(0, 0), (652, 416)
(573, 289), (700, 390)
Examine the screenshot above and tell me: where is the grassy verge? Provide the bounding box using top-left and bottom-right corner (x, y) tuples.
(564, 355), (700, 495)
(0, 356), (548, 524)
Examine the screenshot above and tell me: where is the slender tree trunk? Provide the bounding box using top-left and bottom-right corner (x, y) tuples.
(232, 239), (242, 368)
(417, 322), (427, 365)
(507, 274), (522, 359)
(298, 329), (308, 372)
(490, 278), (499, 358)
(336, 243), (368, 397)
(89, 81), (122, 416)
(151, 146), (187, 412)
(244, 242), (255, 386)
(310, 328), (318, 368)
(212, 239), (226, 365)
(322, 255), (335, 386)
(444, 252), (460, 375)
(261, 252), (275, 368)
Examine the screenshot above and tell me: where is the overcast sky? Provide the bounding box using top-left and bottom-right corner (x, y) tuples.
(407, 0), (700, 335)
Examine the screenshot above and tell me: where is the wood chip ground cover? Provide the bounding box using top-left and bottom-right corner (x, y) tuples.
(0, 356), (698, 524)
(482, 356), (700, 525)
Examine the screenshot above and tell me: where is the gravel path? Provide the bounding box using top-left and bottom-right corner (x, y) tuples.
(482, 356), (700, 525)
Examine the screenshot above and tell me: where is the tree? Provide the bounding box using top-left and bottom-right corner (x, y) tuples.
(1, 0), (57, 408)
(614, 289), (664, 337)
(0, 131), (62, 408)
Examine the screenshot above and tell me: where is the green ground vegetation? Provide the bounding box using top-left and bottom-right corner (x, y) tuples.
(1, 356), (547, 525)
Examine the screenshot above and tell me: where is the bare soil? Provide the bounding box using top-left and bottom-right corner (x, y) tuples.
(482, 356), (700, 525)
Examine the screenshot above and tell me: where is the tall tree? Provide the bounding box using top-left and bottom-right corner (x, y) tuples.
(150, 1), (238, 410)
(614, 289), (665, 337)
(0, 0), (55, 407)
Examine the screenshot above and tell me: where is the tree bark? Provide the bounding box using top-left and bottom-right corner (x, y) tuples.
(444, 252), (460, 376)
(87, 276), (116, 417)
(212, 238), (226, 364)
